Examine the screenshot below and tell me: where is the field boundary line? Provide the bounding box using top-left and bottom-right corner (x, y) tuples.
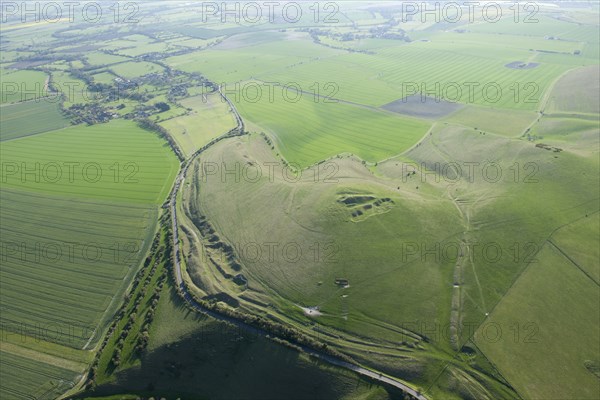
(547, 239), (600, 287)
(0, 342), (86, 373)
(519, 66), (583, 137)
(167, 85), (430, 400)
(426, 207), (600, 397)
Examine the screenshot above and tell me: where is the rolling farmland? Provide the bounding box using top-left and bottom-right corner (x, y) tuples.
(110, 62), (164, 80)
(233, 88), (430, 167)
(0, 2), (598, 400)
(0, 70), (48, 104)
(0, 100), (69, 141)
(169, 4), (599, 399)
(0, 120), (178, 396)
(0, 351), (81, 400)
(159, 93), (237, 156)
(475, 242), (600, 400)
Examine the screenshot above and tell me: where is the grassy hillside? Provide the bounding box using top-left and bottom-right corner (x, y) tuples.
(86, 280), (401, 400)
(475, 242), (600, 399)
(547, 65), (600, 114)
(0, 3), (597, 400)
(182, 96), (598, 398)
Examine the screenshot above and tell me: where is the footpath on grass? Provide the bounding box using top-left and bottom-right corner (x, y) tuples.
(166, 87), (428, 400)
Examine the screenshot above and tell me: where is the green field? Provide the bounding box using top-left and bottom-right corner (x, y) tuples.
(50, 70), (90, 107)
(110, 62), (164, 79)
(92, 71), (118, 85)
(547, 65), (600, 114)
(114, 42), (172, 57)
(233, 87), (430, 167)
(0, 100), (69, 141)
(0, 350), (81, 400)
(0, 69), (48, 104)
(443, 105), (537, 137)
(165, 22), (588, 111)
(475, 241), (600, 400)
(160, 93), (237, 156)
(0, 3), (598, 400)
(0, 120), (178, 396)
(88, 278), (401, 400)
(86, 53), (130, 67)
(166, 32), (334, 83)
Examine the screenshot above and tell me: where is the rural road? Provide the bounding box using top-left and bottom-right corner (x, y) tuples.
(167, 89), (428, 400)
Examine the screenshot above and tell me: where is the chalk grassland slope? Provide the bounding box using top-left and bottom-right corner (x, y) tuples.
(233, 90), (430, 167)
(475, 241), (600, 400)
(442, 106), (537, 137)
(0, 100), (70, 141)
(180, 134), (522, 399)
(525, 65), (600, 158)
(183, 117), (598, 397)
(186, 134), (459, 335)
(529, 116), (599, 157)
(0, 120), (178, 399)
(159, 93), (237, 157)
(86, 280), (400, 400)
(551, 213), (599, 284)
(547, 64), (600, 114)
(402, 122), (599, 337)
(182, 135), (459, 400)
(471, 56), (600, 400)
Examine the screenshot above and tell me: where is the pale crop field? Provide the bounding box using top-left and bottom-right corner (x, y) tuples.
(110, 61), (164, 79)
(547, 65), (600, 114)
(160, 93), (237, 156)
(85, 52), (131, 67)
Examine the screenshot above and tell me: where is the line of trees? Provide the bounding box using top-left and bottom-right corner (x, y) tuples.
(137, 118), (185, 162)
(85, 229), (165, 389)
(111, 249), (166, 367)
